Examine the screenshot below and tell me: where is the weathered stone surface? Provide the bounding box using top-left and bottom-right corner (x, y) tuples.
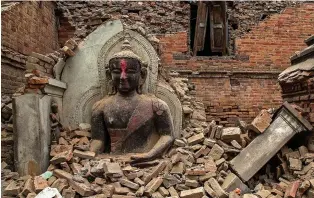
(208, 144), (224, 160)
(104, 162), (123, 177)
(222, 173), (248, 193)
(203, 138), (216, 148)
(73, 149), (95, 159)
(143, 161), (167, 184)
(185, 179), (199, 188)
(174, 139), (186, 147)
(170, 162), (185, 175)
(204, 157), (217, 173)
(180, 187), (204, 198)
(13, 94), (52, 176)
(230, 103), (312, 181)
(248, 110), (272, 133)
(168, 186), (179, 197)
(288, 158), (302, 171)
(231, 140), (242, 149)
(221, 127), (241, 143)
(145, 177), (163, 196)
(50, 150), (73, 164)
(53, 169), (73, 180)
(4, 181), (21, 196)
(188, 133), (205, 145)
(34, 176), (48, 193)
(158, 187), (169, 197)
(70, 179), (94, 196)
(22, 178), (34, 196)
(119, 178), (139, 190)
(51, 178), (69, 193)
(207, 178), (228, 198)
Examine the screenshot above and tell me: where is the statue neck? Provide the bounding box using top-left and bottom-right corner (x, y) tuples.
(117, 90), (137, 98)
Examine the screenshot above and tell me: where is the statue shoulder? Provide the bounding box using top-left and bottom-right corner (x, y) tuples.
(151, 96), (170, 115)
(92, 96), (113, 112)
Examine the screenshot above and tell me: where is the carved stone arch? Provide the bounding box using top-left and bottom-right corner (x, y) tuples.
(97, 30), (159, 97)
(156, 82), (182, 138)
(73, 86), (101, 126)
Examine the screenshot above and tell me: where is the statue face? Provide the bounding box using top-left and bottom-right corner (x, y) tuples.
(109, 58), (141, 94)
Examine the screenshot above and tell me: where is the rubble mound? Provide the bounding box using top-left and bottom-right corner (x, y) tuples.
(2, 78), (314, 198)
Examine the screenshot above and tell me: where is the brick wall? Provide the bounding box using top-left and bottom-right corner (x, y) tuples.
(159, 3), (314, 126)
(1, 1), (59, 96)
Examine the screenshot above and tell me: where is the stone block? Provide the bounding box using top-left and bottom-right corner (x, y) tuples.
(34, 176), (48, 193)
(22, 178), (34, 196)
(288, 158), (302, 171)
(3, 181), (21, 196)
(13, 94), (52, 176)
(248, 110), (272, 133)
(158, 187), (169, 196)
(208, 144), (224, 160)
(221, 127), (241, 143)
(50, 150), (73, 165)
(53, 169), (73, 180)
(31, 52), (55, 64)
(73, 149), (95, 159)
(170, 162), (185, 175)
(51, 178), (68, 192)
(168, 186), (179, 197)
(104, 163), (123, 177)
(188, 133), (205, 145)
(180, 187), (204, 198)
(69, 179), (94, 197)
(203, 138), (216, 148)
(119, 178), (139, 190)
(207, 178), (228, 198)
(143, 161), (167, 184)
(222, 173), (249, 193)
(185, 179), (199, 188)
(230, 103), (313, 181)
(174, 139), (185, 147)
(145, 177), (163, 196)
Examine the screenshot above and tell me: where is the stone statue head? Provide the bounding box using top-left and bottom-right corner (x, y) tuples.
(107, 39), (147, 95)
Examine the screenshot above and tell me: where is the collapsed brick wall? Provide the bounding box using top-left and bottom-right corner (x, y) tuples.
(1, 1), (59, 96)
(56, 1), (189, 46)
(55, 2), (314, 126)
(281, 78), (314, 125)
(160, 3), (314, 126)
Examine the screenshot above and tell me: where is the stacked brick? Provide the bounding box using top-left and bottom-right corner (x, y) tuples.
(278, 35), (314, 125)
(56, 1), (189, 45)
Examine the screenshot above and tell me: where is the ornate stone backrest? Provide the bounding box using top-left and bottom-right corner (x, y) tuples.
(61, 20), (182, 138)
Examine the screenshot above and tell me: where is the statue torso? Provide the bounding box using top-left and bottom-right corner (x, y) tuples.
(101, 94), (161, 153)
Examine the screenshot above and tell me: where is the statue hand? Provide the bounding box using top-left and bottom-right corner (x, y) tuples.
(130, 152), (153, 163)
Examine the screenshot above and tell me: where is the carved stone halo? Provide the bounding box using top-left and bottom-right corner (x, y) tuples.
(98, 30), (159, 97)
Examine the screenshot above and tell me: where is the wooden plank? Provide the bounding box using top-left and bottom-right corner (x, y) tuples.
(209, 2), (227, 54)
(193, 2), (208, 56)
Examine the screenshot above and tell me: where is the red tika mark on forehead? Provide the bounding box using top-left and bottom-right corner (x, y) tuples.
(120, 59), (127, 79)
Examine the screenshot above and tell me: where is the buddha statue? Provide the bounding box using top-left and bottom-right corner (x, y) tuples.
(90, 39), (174, 163)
